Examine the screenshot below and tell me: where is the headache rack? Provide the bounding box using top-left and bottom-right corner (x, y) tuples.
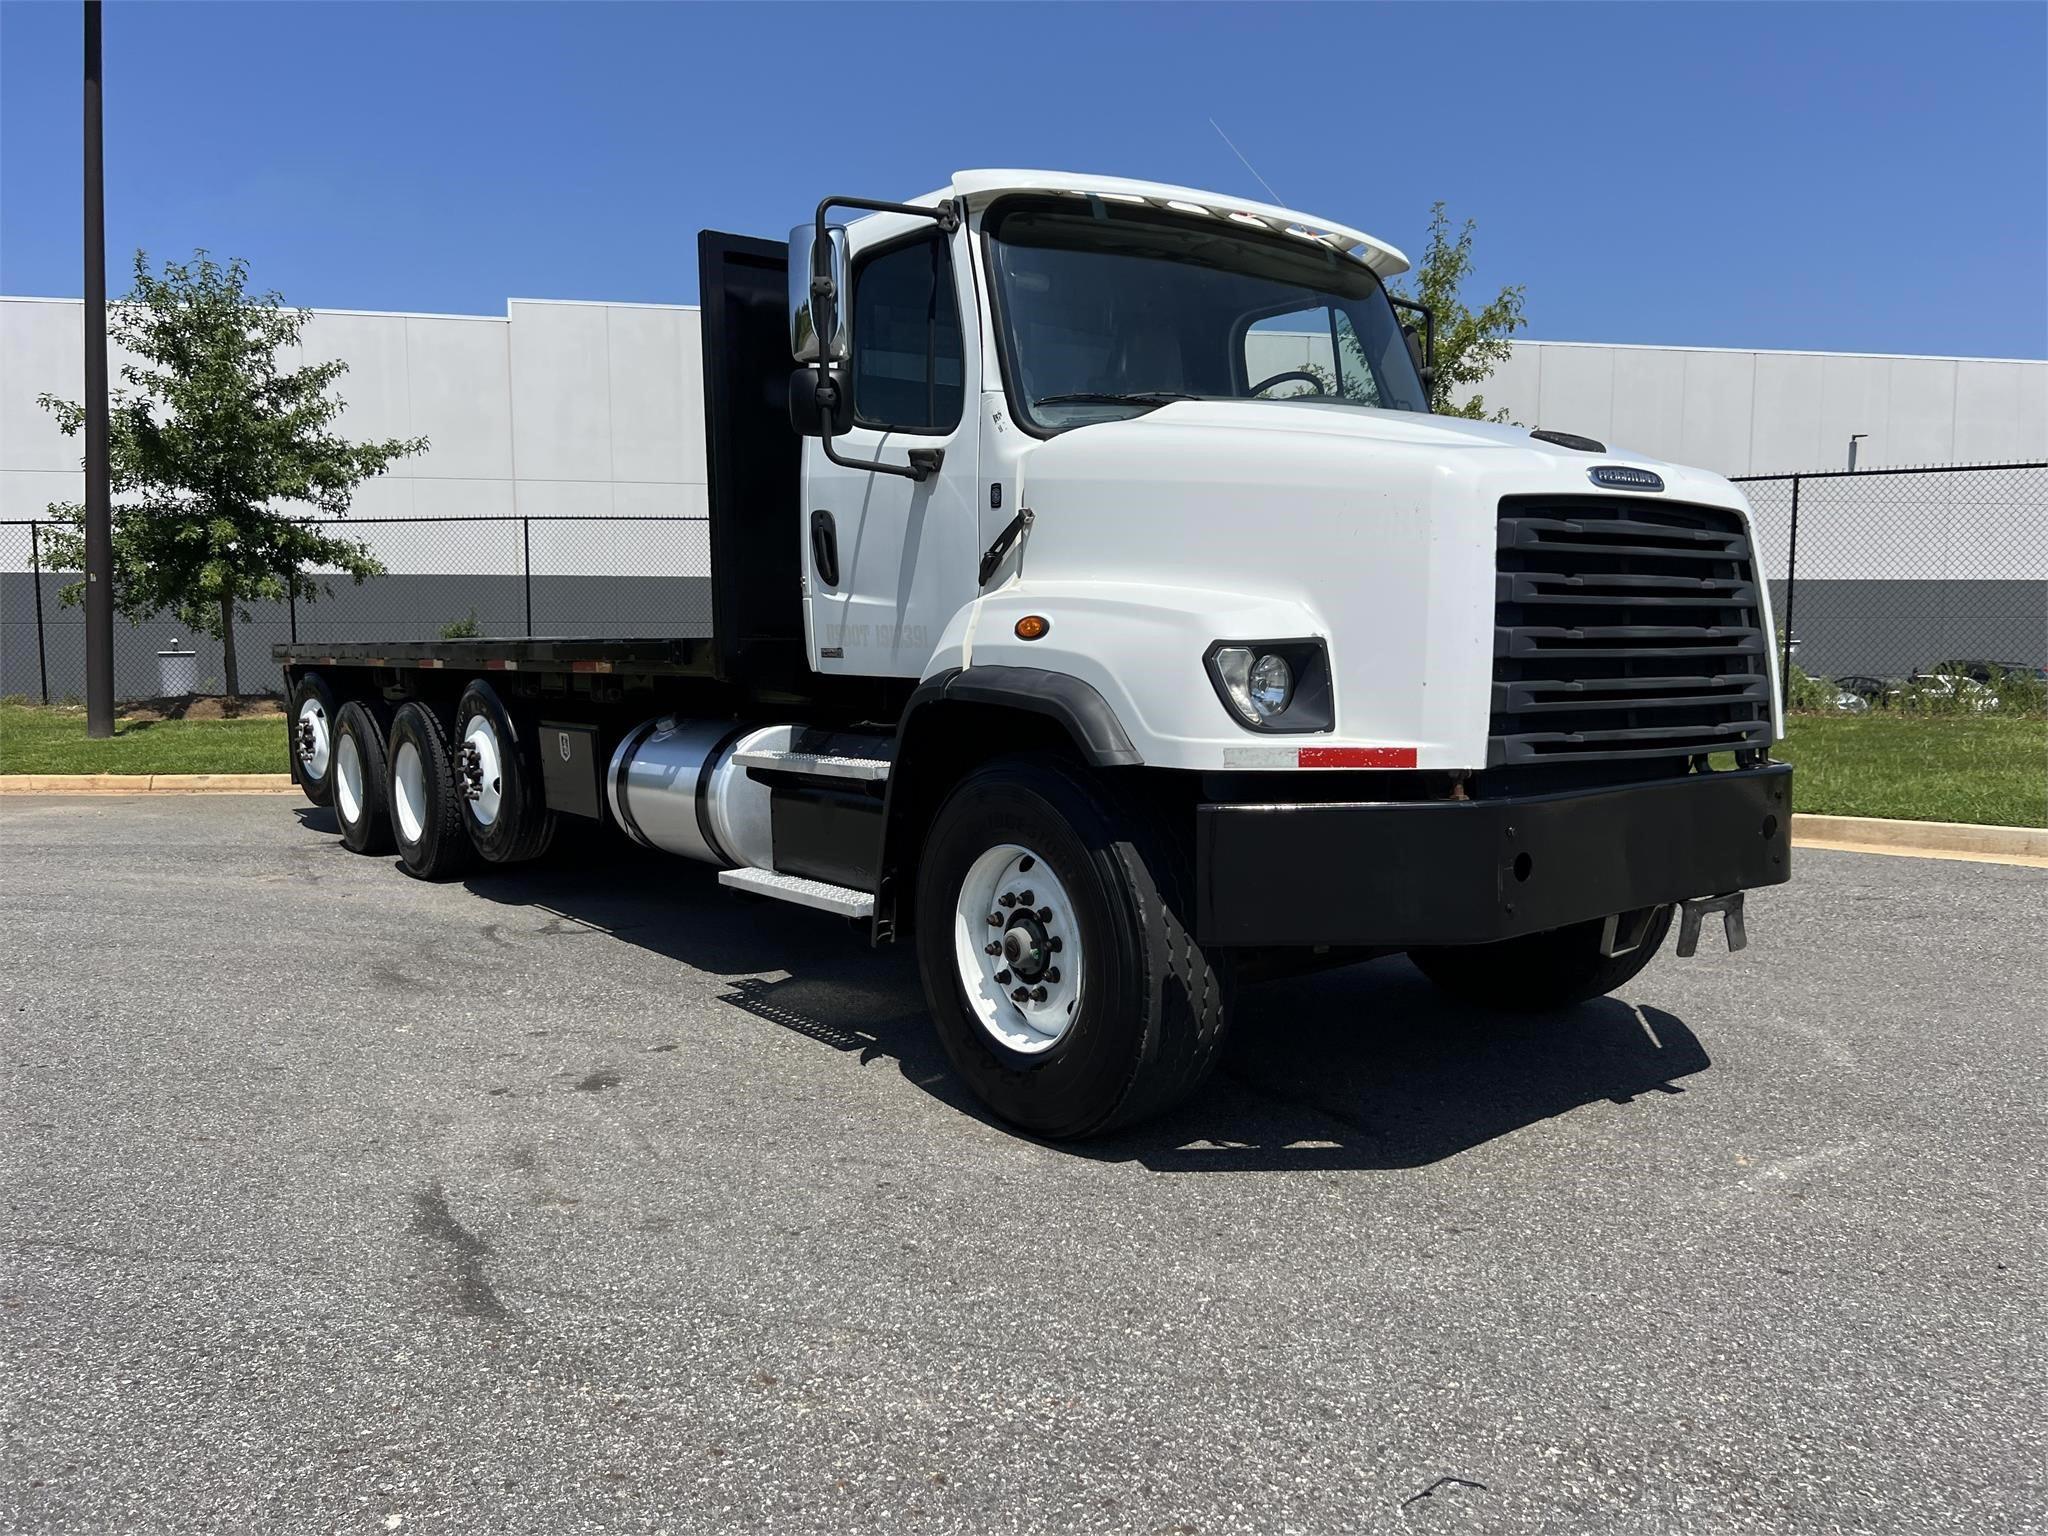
(1489, 495), (1774, 766)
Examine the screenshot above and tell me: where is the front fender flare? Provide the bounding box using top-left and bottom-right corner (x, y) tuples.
(871, 666), (1140, 941)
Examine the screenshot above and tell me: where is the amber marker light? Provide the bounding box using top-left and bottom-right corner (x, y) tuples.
(1014, 615), (1050, 641)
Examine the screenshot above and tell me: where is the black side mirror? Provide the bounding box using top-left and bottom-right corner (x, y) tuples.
(1401, 323), (1436, 392)
(788, 366), (846, 439)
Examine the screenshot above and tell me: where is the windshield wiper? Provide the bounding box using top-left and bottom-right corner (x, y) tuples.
(1032, 391), (1202, 409)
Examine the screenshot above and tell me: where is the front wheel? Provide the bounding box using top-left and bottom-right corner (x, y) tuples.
(913, 757), (1229, 1139)
(1407, 904), (1675, 1012)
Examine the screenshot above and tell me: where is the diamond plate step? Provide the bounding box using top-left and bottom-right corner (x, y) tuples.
(718, 866), (875, 918)
(731, 746), (893, 783)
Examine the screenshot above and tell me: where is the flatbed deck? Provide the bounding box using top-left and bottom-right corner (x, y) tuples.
(273, 636), (719, 677)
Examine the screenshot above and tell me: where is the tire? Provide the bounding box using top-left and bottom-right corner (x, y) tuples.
(913, 756), (1230, 1139)
(289, 672), (340, 807)
(387, 701), (475, 881)
(1407, 904), (1676, 1012)
(331, 701), (393, 855)
(452, 680), (555, 864)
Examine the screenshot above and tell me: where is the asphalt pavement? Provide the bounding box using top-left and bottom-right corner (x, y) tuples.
(2, 794), (2042, 1535)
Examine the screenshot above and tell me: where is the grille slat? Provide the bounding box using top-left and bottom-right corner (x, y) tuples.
(1490, 496), (1772, 767)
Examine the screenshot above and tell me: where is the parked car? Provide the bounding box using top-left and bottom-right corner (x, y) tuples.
(1887, 673), (2002, 712)
(1931, 659), (2048, 685)
(1823, 681), (1871, 714)
(1832, 674), (1887, 705)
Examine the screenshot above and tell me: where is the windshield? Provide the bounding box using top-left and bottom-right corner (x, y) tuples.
(985, 198), (1430, 433)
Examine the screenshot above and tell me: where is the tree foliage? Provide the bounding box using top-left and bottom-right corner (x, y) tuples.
(38, 250), (424, 693)
(1390, 202), (1528, 421)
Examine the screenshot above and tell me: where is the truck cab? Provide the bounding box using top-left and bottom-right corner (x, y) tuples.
(282, 169), (1791, 1140)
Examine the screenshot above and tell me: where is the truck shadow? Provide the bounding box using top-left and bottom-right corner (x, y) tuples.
(455, 826), (1712, 1173)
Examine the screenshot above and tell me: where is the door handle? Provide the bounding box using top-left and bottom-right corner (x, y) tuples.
(810, 509), (840, 587)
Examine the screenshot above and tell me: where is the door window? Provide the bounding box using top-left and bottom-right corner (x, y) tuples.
(851, 233), (965, 434)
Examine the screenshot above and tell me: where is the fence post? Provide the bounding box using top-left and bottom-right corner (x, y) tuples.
(28, 520), (50, 705)
(522, 517), (533, 637)
(287, 561), (298, 645)
(1779, 474), (1800, 709)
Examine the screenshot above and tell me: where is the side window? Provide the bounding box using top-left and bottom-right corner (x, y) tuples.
(1243, 306), (1382, 406)
(850, 233), (965, 434)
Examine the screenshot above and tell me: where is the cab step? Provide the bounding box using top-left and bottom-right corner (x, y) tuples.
(731, 744), (893, 783)
(717, 866), (875, 918)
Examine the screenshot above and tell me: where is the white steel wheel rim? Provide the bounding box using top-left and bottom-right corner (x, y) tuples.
(461, 714), (505, 828)
(296, 697), (331, 780)
(952, 842), (1083, 1056)
(334, 732), (365, 826)
(392, 738), (427, 845)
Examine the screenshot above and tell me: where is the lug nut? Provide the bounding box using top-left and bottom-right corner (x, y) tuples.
(994, 970), (1011, 985)
(1037, 908), (1054, 925)
(1047, 936), (1062, 953)
(1029, 986), (1048, 1003)
(1017, 890), (1033, 906)
(984, 942), (1002, 956)
(1011, 987), (1030, 1003)
(999, 893), (1017, 908)
(988, 913), (1003, 927)
(1045, 968), (1060, 984)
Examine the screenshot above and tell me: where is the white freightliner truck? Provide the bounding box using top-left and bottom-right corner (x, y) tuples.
(277, 170), (1791, 1138)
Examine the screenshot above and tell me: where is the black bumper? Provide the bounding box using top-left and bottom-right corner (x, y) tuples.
(1195, 764), (1792, 947)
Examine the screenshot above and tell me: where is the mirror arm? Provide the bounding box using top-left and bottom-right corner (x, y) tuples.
(806, 194), (964, 483)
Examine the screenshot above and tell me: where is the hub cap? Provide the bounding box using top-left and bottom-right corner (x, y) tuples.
(335, 732), (365, 826)
(392, 738), (427, 845)
(460, 715), (504, 826)
(295, 697), (331, 780)
(952, 843), (1082, 1055)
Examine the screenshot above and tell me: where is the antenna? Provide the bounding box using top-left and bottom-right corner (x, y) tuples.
(1208, 118), (1284, 207)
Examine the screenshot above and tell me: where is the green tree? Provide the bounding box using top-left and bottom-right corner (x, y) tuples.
(38, 251), (424, 695)
(1392, 201), (1528, 420)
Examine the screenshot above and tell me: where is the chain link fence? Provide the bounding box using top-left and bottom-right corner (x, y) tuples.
(0, 515), (711, 703)
(5, 466), (2044, 706)
(1733, 461), (2047, 706)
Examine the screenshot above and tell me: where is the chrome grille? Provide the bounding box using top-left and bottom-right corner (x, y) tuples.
(1490, 496), (1773, 765)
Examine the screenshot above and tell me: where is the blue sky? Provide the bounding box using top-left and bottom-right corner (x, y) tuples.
(3, 2), (2043, 357)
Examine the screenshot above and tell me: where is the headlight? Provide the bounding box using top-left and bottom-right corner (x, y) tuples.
(1248, 653), (1293, 717)
(1204, 639), (1332, 733)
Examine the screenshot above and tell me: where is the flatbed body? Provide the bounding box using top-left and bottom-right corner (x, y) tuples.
(272, 636), (719, 678)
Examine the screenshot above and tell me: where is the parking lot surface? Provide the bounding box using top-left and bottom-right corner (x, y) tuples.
(2, 794), (2042, 1535)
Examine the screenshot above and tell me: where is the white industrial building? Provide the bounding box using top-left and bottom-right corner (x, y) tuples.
(3, 291), (2043, 695)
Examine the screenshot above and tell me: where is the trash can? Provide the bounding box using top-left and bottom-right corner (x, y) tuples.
(156, 640), (199, 697)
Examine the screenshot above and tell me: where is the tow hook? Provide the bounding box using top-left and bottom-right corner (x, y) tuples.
(1676, 892), (1747, 957)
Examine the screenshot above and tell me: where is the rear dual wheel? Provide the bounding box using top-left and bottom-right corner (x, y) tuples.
(290, 673), (340, 807)
(332, 701), (394, 855)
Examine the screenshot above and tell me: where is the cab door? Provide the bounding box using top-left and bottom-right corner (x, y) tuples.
(804, 226), (980, 678)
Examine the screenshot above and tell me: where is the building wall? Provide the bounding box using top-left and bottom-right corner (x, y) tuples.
(3, 293), (2042, 696)
(1466, 340), (2047, 477)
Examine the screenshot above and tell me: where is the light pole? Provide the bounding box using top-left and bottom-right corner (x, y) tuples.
(82, 0), (114, 737)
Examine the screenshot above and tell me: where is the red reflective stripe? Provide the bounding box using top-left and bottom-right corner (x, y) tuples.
(569, 660), (612, 673)
(1298, 746), (1418, 768)
(415, 659), (443, 670)
(485, 659), (518, 671)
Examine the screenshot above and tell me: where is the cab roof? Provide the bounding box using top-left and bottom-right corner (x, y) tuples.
(942, 168), (1410, 280)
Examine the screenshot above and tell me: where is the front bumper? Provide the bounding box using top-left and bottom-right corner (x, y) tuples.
(1195, 764), (1792, 947)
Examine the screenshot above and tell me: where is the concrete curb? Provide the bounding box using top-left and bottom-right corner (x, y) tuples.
(0, 773), (297, 795)
(1792, 813), (2048, 863)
